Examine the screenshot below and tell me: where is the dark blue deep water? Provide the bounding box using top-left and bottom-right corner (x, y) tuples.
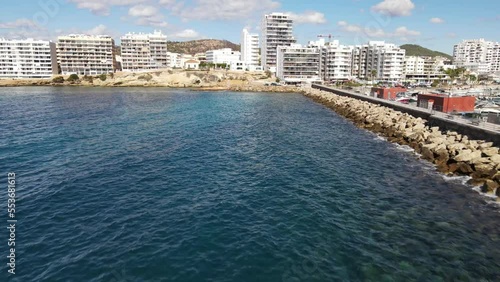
(0, 87), (499, 282)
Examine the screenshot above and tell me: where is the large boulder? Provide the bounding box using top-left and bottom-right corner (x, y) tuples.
(474, 163), (497, 178)
(481, 147), (499, 158)
(421, 146), (435, 161)
(454, 149), (481, 162)
(490, 154), (500, 164)
(481, 180), (499, 194)
(457, 162), (474, 174)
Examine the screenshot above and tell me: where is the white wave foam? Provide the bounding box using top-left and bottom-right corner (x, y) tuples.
(441, 174), (472, 185)
(472, 186), (498, 199)
(393, 143), (414, 153)
(372, 135), (386, 142)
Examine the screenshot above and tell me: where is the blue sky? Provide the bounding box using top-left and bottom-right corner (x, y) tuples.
(0, 0), (498, 54)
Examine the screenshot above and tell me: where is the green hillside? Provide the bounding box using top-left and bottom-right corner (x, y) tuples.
(400, 44), (452, 60)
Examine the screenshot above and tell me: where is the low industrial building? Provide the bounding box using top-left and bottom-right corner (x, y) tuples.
(370, 86), (407, 100)
(417, 93), (476, 113)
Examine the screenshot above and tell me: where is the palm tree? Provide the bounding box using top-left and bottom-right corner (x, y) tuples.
(370, 70), (377, 85)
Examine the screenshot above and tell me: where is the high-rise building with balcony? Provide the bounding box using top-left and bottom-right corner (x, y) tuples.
(261, 13), (296, 72)
(121, 30), (168, 71)
(57, 34), (115, 75)
(453, 39), (500, 73)
(276, 43), (321, 84)
(353, 41), (405, 80)
(241, 29), (259, 66)
(0, 38), (57, 79)
(308, 39), (353, 82)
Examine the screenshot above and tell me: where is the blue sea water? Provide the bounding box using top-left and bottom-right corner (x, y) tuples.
(0, 87), (499, 282)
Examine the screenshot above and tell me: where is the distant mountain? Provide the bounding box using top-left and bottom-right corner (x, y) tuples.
(400, 44), (453, 60)
(167, 39), (240, 55)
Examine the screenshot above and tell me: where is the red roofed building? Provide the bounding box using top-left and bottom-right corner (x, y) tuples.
(417, 93), (476, 113)
(370, 87), (407, 100)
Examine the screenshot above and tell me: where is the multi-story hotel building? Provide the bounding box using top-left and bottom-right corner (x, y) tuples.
(57, 34), (115, 75)
(0, 38), (58, 79)
(241, 29), (260, 66)
(276, 43), (321, 84)
(261, 13), (296, 72)
(205, 48), (241, 65)
(453, 39), (500, 74)
(308, 39), (353, 82)
(353, 41), (405, 81)
(121, 30), (168, 71)
(403, 56), (450, 84)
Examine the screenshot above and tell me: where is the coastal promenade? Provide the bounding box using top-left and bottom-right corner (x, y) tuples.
(312, 84), (500, 146)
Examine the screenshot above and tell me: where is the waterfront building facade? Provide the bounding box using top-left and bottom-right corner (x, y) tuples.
(310, 39), (353, 82)
(353, 41), (405, 81)
(261, 13), (296, 72)
(241, 29), (260, 66)
(166, 52), (181, 68)
(57, 34), (115, 75)
(403, 56), (449, 84)
(121, 30), (168, 71)
(276, 43), (321, 84)
(453, 39), (500, 74)
(205, 48), (241, 65)
(404, 56), (451, 84)
(0, 38), (58, 79)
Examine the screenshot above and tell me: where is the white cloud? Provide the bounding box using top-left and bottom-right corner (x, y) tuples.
(67, 0), (148, 16)
(86, 24), (110, 35)
(128, 5), (158, 17)
(170, 29), (200, 39)
(127, 5), (169, 27)
(178, 0), (280, 20)
(0, 18), (41, 30)
(371, 0), (415, 17)
(393, 26), (420, 36)
(337, 21), (420, 39)
(429, 17), (444, 24)
(285, 11), (326, 24)
(337, 21), (362, 33)
(159, 0), (176, 5)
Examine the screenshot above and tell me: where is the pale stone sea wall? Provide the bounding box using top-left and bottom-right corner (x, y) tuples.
(303, 87), (500, 199)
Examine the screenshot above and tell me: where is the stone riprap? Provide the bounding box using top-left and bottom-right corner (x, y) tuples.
(304, 88), (500, 198)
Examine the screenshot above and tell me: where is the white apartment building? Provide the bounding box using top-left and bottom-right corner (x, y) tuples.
(205, 48), (241, 65)
(308, 39), (353, 82)
(166, 52), (181, 68)
(261, 13), (296, 72)
(453, 39), (500, 74)
(0, 38), (58, 79)
(404, 56), (450, 84)
(121, 30), (168, 72)
(353, 41), (405, 81)
(241, 29), (260, 66)
(276, 44), (321, 84)
(404, 56), (425, 74)
(57, 34), (115, 75)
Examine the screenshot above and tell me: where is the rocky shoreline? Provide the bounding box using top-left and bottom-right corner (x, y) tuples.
(304, 87), (500, 200)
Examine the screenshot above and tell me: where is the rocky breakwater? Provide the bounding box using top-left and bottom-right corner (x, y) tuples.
(228, 84), (304, 93)
(304, 88), (500, 199)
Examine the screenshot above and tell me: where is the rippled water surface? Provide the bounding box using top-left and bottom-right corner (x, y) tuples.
(0, 87), (499, 282)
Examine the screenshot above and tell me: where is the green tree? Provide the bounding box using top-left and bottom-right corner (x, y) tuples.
(67, 74), (79, 82)
(370, 70), (377, 84)
(52, 76), (64, 83)
(99, 74), (107, 81)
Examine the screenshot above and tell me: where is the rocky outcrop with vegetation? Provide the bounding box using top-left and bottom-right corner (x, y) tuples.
(0, 69), (267, 88)
(304, 87), (500, 199)
(167, 39), (240, 55)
